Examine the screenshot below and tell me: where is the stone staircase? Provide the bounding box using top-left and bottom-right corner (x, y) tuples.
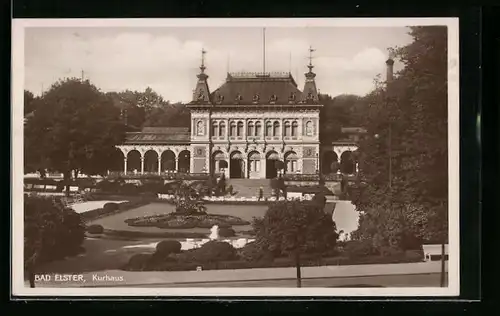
(228, 179), (274, 198)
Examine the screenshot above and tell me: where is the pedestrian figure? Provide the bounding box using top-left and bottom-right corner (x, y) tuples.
(258, 186), (263, 201)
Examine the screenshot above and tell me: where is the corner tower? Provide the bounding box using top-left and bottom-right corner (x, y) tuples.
(192, 49), (211, 104)
(301, 46), (319, 103)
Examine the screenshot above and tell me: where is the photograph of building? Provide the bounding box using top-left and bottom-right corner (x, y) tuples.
(14, 19), (458, 295)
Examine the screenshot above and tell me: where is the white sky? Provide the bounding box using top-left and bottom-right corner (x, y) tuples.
(25, 26), (413, 102)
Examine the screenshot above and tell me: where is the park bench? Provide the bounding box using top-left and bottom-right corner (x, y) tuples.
(422, 244), (449, 262)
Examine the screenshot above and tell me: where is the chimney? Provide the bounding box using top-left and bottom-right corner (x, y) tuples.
(386, 56), (394, 84)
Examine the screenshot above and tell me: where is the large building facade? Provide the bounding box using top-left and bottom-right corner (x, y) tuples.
(116, 50), (366, 179)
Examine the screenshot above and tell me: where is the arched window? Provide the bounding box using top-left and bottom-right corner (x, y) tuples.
(219, 122), (226, 137)
(248, 121), (254, 137)
(306, 121), (313, 136)
(255, 121), (262, 136)
(212, 122), (218, 137)
(284, 121), (291, 137)
(273, 121), (280, 137)
(266, 121), (272, 136)
(237, 121), (244, 137)
(230, 122), (236, 137)
(292, 121), (298, 137)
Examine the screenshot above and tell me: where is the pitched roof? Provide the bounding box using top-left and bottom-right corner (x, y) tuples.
(124, 127), (190, 144)
(205, 72), (316, 106)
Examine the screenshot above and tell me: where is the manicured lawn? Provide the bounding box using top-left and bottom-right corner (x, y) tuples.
(90, 203), (268, 234)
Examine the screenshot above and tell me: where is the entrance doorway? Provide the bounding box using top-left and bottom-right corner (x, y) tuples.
(230, 151), (244, 178)
(265, 151), (279, 179)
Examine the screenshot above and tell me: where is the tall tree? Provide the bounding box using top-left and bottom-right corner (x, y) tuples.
(319, 93), (364, 144)
(352, 26), (448, 251)
(253, 201), (338, 287)
(24, 90), (37, 115)
(143, 102), (191, 128)
(24, 78), (127, 192)
(106, 91), (146, 129)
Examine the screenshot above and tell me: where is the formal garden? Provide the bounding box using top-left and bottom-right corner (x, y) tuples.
(25, 176), (425, 288)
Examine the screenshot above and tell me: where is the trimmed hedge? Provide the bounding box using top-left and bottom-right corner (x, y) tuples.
(122, 252), (422, 272)
(103, 202), (119, 212)
(171, 241), (237, 265)
(126, 253), (154, 271)
(80, 200), (149, 221)
(219, 227), (236, 237)
(87, 224), (104, 234)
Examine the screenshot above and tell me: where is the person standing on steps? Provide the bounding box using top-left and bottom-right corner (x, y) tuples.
(258, 186), (263, 201)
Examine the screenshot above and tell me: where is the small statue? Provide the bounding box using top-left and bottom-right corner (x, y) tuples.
(209, 225), (219, 240)
(197, 121), (204, 136)
(253, 93), (260, 102)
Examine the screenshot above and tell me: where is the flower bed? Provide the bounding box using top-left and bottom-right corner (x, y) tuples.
(103, 229), (208, 239)
(124, 213), (250, 229)
(158, 194), (314, 203)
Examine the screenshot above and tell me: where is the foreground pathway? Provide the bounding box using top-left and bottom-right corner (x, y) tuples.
(32, 261), (446, 288)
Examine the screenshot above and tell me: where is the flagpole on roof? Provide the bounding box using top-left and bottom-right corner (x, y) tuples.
(263, 27), (266, 74)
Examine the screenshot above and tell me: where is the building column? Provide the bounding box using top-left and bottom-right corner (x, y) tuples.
(260, 157), (266, 179)
(140, 157), (144, 174)
(157, 156), (161, 174)
(123, 157), (127, 174)
(241, 159), (246, 178)
(175, 158), (179, 172)
(189, 147), (194, 174)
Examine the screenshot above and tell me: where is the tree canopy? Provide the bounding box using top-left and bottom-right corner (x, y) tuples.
(351, 26), (448, 249)
(253, 201), (338, 287)
(24, 90), (38, 115)
(24, 78), (127, 179)
(105, 88), (190, 129)
(319, 93), (365, 144)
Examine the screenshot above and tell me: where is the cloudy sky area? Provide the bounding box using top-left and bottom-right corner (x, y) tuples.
(25, 26), (413, 102)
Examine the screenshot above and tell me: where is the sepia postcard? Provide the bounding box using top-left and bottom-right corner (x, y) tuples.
(12, 17), (460, 297)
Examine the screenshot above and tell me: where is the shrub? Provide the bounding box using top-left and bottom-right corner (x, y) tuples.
(25, 196), (86, 286)
(343, 239), (376, 257)
(141, 182), (163, 194)
(120, 183), (141, 195)
(140, 192), (158, 199)
(155, 240), (182, 256)
(96, 180), (120, 193)
(125, 253), (153, 271)
(103, 202), (119, 212)
(87, 224), (104, 234)
(238, 242), (274, 262)
(178, 241), (237, 265)
(218, 227), (236, 237)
